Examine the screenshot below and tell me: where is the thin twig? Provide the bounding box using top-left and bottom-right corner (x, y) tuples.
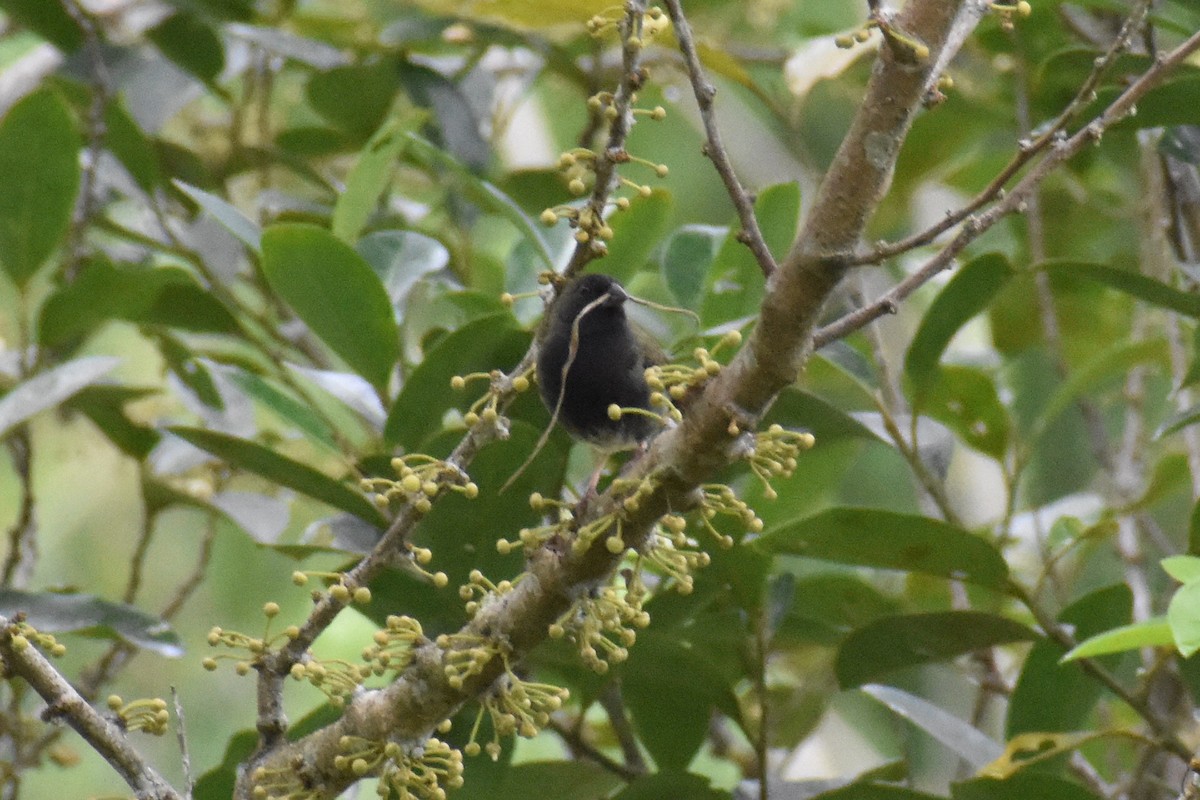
(548, 715), (642, 781)
(0, 620), (181, 800)
(171, 687), (193, 799)
(597, 682), (646, 774)
(848, 0), (1156, 267)
(59, 0), (111, 284)
(662, 0), (778, 278)
(813, 25), (1200, 349)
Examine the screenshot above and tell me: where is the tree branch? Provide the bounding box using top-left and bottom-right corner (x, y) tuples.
(0, 619), (181, 800)
(662, 0), (778, 277)
(236, 2), (982, 796)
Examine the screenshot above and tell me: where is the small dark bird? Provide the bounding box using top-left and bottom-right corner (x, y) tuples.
(536, 274), (663, 460)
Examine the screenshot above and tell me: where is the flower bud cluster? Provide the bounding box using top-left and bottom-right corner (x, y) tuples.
(362, 454), (479, 516)
(374, 737), (464, 800)
(291, 570), (375, 605)
(464, 656), (570, 761)
(549, 570), (649, 674)
(695, 484), (763, 548)
(106, 695), (169, 736)
(458, 569), (522, 617)
(5, 622), (66, 658)
(989, 1), (1032, 30)
(741, 424), (816, 500)
(287, 655), (370, 707)
(201, 601), (298, 676)
(250, 764), (321, 800)
(835, 13), (932, 63)
(586, 5), (669, 45)
(641, 514), (711, 595)
(436, 632), (503, 691)
(362, 614), (425, 676)
(449, 369), (515, 436)
(644, 330), (743, 424)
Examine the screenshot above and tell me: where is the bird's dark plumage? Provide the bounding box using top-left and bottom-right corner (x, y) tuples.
(536, 274), (660, 452)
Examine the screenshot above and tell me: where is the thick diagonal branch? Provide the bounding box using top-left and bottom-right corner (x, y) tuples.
(236, 2), (978, 797)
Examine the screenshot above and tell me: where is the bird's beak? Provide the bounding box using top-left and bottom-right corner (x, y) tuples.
(605, 283), (629, 306)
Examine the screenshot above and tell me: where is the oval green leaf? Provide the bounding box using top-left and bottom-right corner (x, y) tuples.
(838, 612), (1037, 688)
(754, 508), (1009, 589)
(0, 89), (81, 286)
(0, 589), (181, 657)
(602, 188), (673, 284)
(1041, 260), (1200, 317)
(1061, 617), (1173, 662)
(1169, 579), (1200, 657)
(170, 426), (386, 526)
(261, 223), (399, 394)
(1007, 584), (1131, 736)
(861, 684), (1004, 769)
(905, 253), (1014, 395)
(384, 313), (529, 448)
(0, 356), (121, 441)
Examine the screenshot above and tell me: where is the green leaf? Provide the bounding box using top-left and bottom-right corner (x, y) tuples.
(0, 590), (181, 656)
(403, 133), (553, 269)
(1163, 554), (1200, 584)
(0, 356), (121, 441)
(307, 61), (401, 140)
(0, 89), (80, 286)
(905, 253), (1014, 394)
(38, 259), (239, 345)
(1041, 260), (1200, 316)
(1156, 400), (1200, 440)
(261, 223), (399, 394)
(861, 684), (1004, 769)
(67, 386), (162, 459)
(193, 730), (257, 800)
(174, 180), (263, 253)
(611, 771), (728, 800)
(602, 188), (673, 284)
(384, 314), (528, 448)
(226, 369), (338, 451)
(1031, 338), (1166, 442)
(0, 0), (83, 51)
(1169, 580), (1200, 657)
(169, 427), (386, 526)
(777, 574), (898, 645)
(148, 11), (225, 86)
(920, 366), (1011, 459)
(755, 508), (1009, 589)
(838, 612), (1037, 688)
(953, 773), (1103, 800)
(105, 98), (164, 192)
(1007, 584), (1131, 736)
(700, 182), (800, 328)
(661, 225), (723, 309)
(332, 116), (421, 243)
(1061, 617), (1173, 661)
(159, 333), (222, 409)
(465, 761), (623, 800)
(809, 784), (942, 800)
(624, 630), (740, 769)
(357, 230), (450, 320)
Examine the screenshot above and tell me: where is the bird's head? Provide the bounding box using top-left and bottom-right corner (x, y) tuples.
(553, 274), (628, 326)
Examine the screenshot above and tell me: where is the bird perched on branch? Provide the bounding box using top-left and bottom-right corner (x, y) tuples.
(536, 273), (665, 487)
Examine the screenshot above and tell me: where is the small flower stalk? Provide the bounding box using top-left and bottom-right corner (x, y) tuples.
(549, 570), (649, 674)
(464, 654), (569, 760)
(362, 454), (479, 516)
(362, 615), (425, 677)
(106, 695), (169, 735)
